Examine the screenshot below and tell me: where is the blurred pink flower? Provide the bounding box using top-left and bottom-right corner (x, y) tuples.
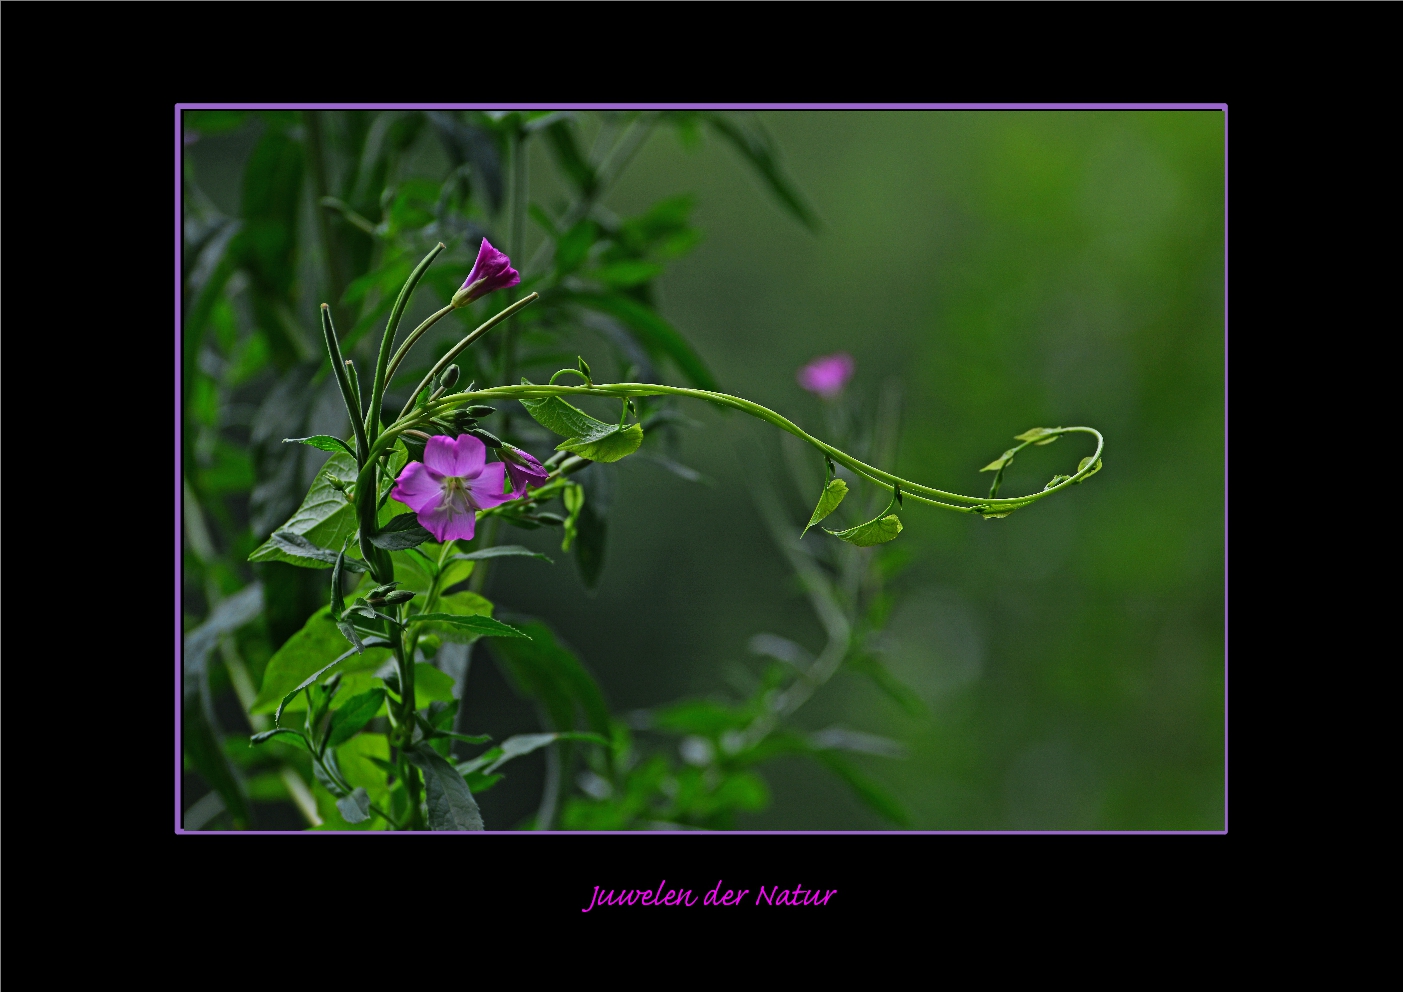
(797, 352), (855, 399)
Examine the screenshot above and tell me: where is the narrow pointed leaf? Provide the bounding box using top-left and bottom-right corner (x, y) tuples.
(453, 545), (554, 564)
(325, 689), (388, 750)
(284, 435), (356, 457)
(406, 614), (530, 639)
(251, 727), (310, 750)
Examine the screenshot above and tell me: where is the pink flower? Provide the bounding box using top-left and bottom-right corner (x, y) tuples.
(451, 238), (520, 308)
(500, 445), (550, 496)
(390, 434), (516, 543)
(797, 352), (855, 399)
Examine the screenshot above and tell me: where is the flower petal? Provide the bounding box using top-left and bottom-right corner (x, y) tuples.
(466, 462), (516, 509)
(390, 461), (446, 513)
(416, 501), (477, 543)
(424, 434), (486, 479)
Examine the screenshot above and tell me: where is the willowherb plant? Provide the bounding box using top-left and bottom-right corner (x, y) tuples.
(247, 236), (1105, 831)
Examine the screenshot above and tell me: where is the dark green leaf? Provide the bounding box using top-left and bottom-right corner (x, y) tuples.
(260, 531), (369, 571)
(325, 689), (387, 749)
(811, 752), (910, 827)
(251, 605), (392, 715)
(703, 113), (819, 231)
(489, 620), (612, 738)
(251, 727), (310, 750)
(453, 545), (554, 564)
(284, 435), (356, 457)
(407, 744), (484, 830)
(249, 453), (361, 569)
(368, 512), (433, 551)
(574, 498), (607, 590)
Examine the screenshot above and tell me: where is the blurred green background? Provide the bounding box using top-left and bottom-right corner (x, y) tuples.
(185, 109), (1224, 830)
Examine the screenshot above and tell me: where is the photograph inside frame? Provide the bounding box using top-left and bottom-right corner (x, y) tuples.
(178, 106), (1225, 835)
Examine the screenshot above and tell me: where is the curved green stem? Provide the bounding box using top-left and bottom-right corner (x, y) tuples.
(414, 383), (1104, 513)
(366, 243), (446, 446)
(385, 304), (454, 388)
(395, 293), (541, 422)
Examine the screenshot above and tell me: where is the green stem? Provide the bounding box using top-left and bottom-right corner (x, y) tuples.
(394, 293), (540, 421)
(320, 305), (370, 463)
(385, 304), (455, 388)
(366, 243), (446, 447)
(417, 383), (1104, 513)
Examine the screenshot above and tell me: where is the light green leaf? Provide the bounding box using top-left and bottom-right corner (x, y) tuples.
(980, 449), (1017, 473)
(436, 557), (475, 590)
(337, 733), (391, 808)
(556, 423), (644, 463)
(1074, 456), (1103, 482)
(407, 744), (483, 830)
(1013, 427), (1061, 445)
(825, 513), (902, 547)
(519, 393), (609, 439)
(249, 452), (360, 568)
(251, 606), (392, 714)
(284, 435), (356, 457)
(481, 732), (607, 775)
(412, 662), (456, 705)
(802, 478), (848, 537)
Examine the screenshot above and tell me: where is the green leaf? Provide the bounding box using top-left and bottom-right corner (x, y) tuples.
(368, 512), (433, 551)
(1043, 474), (1073, 491)
(573, 498), (607, 590)
(249, 452), (360, 568)
(570, 293), (718, 390)
(338, 733), (392, 809)
(811, 752), (910, 827)
(1074, 456), (1103, 482)
(412, 662), (457, 705)
(260, 531), (369, 571)
(251, 606), (392, 714)
(483, 732), (606, 774)
(802, 478), (848, 538)
(407, 744), (484, 830)
(1013, 427), (1062, 445)
(703, 113), (819, 231)
(408, 588), (496, 644)
(556, 423), (644, 463)
(335, 787), (371, 824)
(251, 727), (310, 750)
(407, 614), (529, 639)
(980, 449), (1017, 473)
(453, 545), (554, 564)
(284, 435), (356, 457)
(519, 393), (612, 439)
(824, 513), (902, 547)
(489, 620), (611, 737)
(325, 689), (387, 750)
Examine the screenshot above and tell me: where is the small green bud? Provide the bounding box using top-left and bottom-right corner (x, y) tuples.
(465, 405), (496, 418)
(381, 589), (417, 605)
(439, 365), (460, 390)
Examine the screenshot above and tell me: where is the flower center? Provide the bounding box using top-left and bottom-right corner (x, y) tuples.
(440, 475), (477, 513)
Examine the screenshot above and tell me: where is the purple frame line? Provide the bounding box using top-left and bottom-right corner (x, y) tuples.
(175, 103), (1229, 836)
(176, 102), (1226, 112)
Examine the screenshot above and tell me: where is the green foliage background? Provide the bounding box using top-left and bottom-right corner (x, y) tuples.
(184, 109), (1224, 830)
